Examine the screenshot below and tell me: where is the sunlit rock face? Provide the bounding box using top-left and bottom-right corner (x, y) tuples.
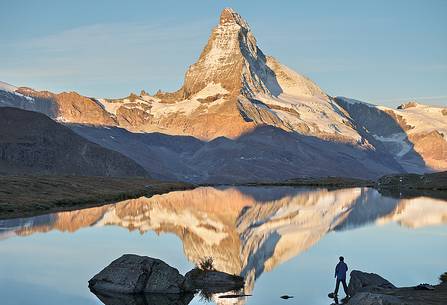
(1, 186), (447, 300)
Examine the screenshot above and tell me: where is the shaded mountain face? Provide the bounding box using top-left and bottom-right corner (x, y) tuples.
(0, 8), (445, 178)
(69, 124), (403, 182)
(335, 98), (447, 172)
(1, 186), (446, 297)
(0, 107), (148, 177)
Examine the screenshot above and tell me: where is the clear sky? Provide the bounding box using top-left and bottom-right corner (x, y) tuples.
(1, 0), (446, 107)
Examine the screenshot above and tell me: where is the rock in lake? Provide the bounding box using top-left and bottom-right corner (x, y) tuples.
(88, 254), (188, 294)
(348, 270), (396, 295)
(183, 268), (244, 292)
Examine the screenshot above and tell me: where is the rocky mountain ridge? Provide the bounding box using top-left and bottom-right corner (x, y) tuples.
(0, 107), (148, 177)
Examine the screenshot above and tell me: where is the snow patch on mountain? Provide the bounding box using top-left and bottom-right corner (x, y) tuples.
(97, 98), (124, 115)
(0, 81), (35, 103)
(98, 83), (229, 120)
(0, 81), (17, 92)
(193, 82), (228, 99)
(372, 133), (412, 157)
(378, 103), (447, 137)
(335, 96), (376, 108)
(255, 94), (362, 142)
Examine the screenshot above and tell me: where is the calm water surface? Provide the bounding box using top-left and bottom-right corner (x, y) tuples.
(1, 186), (446, 305)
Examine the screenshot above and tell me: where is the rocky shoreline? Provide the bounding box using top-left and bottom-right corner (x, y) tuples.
(236, 176), (375, 188)
(234, 171), (447, 199)
(345, 270), (447, 305)
(89, 256), (447, 305)
(376, 171), (447, 191)
(1, 171), (445, 220)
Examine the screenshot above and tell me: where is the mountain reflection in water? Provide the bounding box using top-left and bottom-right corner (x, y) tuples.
(1, 186), (446, 304)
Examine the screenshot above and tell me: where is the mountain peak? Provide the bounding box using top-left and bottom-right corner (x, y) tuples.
(397, 101), (419, 110)
(0, 81), (17, 93)
(219, 8), (250, 30)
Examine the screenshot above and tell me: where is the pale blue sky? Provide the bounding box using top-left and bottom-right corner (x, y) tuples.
(0, 0), (446, 107)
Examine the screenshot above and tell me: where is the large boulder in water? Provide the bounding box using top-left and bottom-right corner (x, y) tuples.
(348, 270), (396, 295)
(88, 254), (189, 294)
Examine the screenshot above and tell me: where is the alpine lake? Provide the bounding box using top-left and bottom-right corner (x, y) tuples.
(1, 186), (446, 305)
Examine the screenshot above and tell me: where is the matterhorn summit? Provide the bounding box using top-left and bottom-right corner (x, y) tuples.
(0, 8), (362, 142)
(97, 8), (363, 142)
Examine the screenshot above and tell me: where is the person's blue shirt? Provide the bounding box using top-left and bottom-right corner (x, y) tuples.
(335, 261), (348, 280)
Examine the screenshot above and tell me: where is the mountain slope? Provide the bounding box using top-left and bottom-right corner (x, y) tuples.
(70, 124), (403, 183)
(335, 97), (447, 172)
(0, 107), (148, 177)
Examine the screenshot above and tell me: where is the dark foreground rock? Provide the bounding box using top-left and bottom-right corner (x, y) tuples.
(89, 254), (187, 294)
(184, 268), (244, 292)
(348, 270), (396, 295)
(89, 254), (245, 296)
(346, 270), (447, 305)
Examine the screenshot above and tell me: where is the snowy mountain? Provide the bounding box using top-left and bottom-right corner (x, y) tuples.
(0, 81), (17, 92)
(92, 8), (363, 143)
(0, 8), (445, 180)
(336, 97), (447, 172)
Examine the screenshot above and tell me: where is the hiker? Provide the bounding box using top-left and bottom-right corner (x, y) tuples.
(334, 256), (349, 297)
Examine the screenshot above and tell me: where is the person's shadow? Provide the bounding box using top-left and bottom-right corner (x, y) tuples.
(330, 295), (340, 305)
(330, 295), (350, 305)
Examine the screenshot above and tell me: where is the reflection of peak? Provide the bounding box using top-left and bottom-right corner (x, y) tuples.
(1, 187), (447, 299)
(237, 188), (362, 287)
(333, 188), (398, 231)
(376, 197), (447, 228)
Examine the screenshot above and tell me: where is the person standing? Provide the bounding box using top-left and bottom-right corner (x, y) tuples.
(334, 256), (349, 297)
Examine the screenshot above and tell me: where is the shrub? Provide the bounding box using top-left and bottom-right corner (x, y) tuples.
(197, 256), (215, 271)
(440, 272), (447, 283)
